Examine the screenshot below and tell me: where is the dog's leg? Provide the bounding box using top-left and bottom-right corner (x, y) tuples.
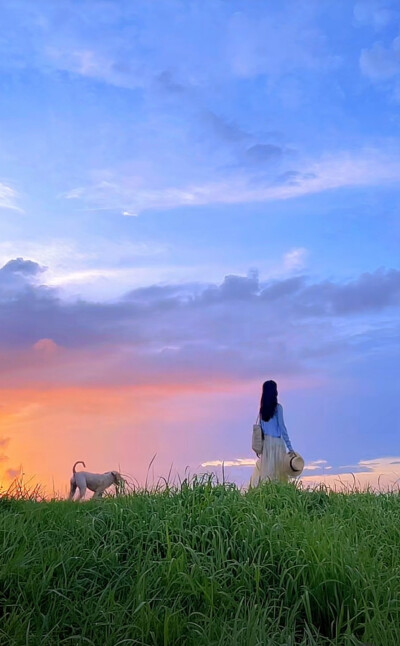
(76, 483), (87, 501)
(68, 481), (77, 501)
(74, 473), (87, 501)
(92, 489), (104, 500)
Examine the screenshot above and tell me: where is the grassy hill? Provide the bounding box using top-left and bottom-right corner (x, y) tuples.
(0, 479), (399, 645)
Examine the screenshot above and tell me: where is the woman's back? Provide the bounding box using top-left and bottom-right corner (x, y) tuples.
(261, 403), (293, 451)
(261, 403), (281, 437)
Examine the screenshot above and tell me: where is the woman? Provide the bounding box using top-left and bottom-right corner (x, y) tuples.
(250, 380), (295, 486)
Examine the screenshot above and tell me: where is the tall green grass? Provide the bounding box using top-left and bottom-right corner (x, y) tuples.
(0, 477), (399, 645)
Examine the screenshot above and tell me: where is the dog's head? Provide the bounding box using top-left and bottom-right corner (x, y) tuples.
(110, 471), (122, 485)
(111, 471), (126, 496)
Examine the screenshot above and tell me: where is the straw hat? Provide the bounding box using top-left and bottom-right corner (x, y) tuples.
(283, 452), (304, 477)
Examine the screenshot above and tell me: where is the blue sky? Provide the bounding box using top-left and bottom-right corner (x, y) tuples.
(0, 0), (399, 490)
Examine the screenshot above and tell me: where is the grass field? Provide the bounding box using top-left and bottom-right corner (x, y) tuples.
(0, 478), (399, 646)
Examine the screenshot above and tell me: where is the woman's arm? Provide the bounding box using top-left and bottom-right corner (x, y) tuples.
(277, 404), (294, 452)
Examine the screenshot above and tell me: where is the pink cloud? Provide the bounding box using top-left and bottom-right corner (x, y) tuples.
(33, 338), (59, 354)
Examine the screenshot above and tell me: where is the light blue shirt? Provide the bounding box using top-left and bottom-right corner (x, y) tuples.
(260, 404), (293, 452)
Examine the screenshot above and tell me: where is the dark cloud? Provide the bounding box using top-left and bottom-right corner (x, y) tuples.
(245, 143), (283, 164)
(0, 257), (49, 302)
(300, 269), (400, 315)
(124, 283), (198, 302)
(0, 259), (399, 389)
(201, 274), (259, 303)
(260, 276), (305, 301)
(203, 111), (250, 143)
(156, 70), (186, 94)
(1, 260), (399, 348)
(1, 257), (44, 276)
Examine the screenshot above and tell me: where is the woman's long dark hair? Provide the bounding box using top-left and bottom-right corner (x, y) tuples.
(260, 380), (278, 422)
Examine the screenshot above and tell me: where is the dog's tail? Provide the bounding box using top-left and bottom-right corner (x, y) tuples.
(72, 461), (86, 474)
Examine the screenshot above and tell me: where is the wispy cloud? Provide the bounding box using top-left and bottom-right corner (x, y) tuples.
(63, 148), (400, 214)
(302, 456), (400, 490)
(360, 39), (400, 81)
(201, 455), (400, 490)
(1, 1), (335, 88)
(0, 238), (171, 300)
(201, 457), (332, 472)
(0, 182), (20, 211)
(283, 248), (308, 271)
(201, 458), (257, 468)
(358, 1), (400, 100)
(354, 0), (399, 30)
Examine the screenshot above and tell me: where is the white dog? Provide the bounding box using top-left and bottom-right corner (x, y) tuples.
(68, 461), (122, 501)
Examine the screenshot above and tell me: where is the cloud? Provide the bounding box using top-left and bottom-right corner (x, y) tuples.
(63, 148), (400, 214)
(299, 268), (400, 315)
(0, 182), (20, 211)
(283, 248), (308, 271)
(202, 111), (250, 144)
(201, 457), (332, 472)
(0, 239), (171, 302)
(260, 276), (306, 301)
(226, 4), (337, 79)
(0, 1), (357, 223)
(358, 5), (400, 100)
(201, 455), (400, 490)
(302, 456), (400, 490)
(0, 257), (49, 299)
(0, 438), (10, 448)
(0, 259), (399, 392)
(0, 1), (336, 89)
(2, 0), (399, 224)
(276, 170), (316, 185)
(354, 1), (399, 30)
(3, 1), (392, 217)
(244, 144), (284, 164)
(202, 458), (257, 468)
(1, 258), (45, 276)
(360, 37), (400, 80)
(33, 338), (59, 354)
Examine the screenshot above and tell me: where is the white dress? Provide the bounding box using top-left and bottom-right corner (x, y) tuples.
(250, 404), (292, 486)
